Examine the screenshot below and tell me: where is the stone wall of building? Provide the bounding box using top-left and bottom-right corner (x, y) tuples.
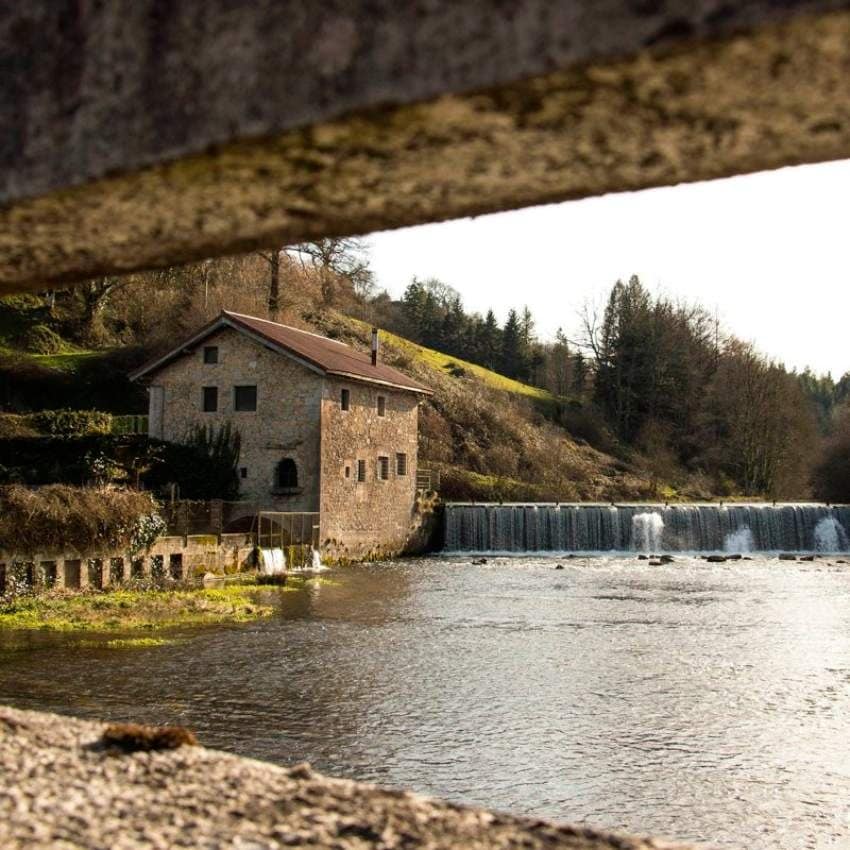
(147, 327), (322, 511)
(319, 376), (421, 559)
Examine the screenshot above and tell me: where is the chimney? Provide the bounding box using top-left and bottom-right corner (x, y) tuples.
(371, 328), (379, 366)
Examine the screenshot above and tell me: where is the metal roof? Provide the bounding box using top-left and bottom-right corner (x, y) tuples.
(129, 311), (432, 395)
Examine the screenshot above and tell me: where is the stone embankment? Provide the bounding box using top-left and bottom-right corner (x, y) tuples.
(0, 705), (702, 850)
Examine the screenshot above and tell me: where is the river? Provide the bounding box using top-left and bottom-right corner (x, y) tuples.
(3, 555), (850, 849)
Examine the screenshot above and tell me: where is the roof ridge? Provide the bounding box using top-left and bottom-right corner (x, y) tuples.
(223, 311), (351, 348)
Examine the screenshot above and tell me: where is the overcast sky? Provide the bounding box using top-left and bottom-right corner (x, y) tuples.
(367, 159), (849, 378)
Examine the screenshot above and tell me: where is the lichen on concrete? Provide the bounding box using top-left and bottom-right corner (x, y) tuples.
(2, 9), (850, 291)
(0, 704), (701, 849)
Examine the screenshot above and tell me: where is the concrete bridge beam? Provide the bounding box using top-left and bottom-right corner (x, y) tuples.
(2, 1), (850, 291)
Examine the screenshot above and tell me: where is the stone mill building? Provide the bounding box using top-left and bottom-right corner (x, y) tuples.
(130, 311), (432, 557)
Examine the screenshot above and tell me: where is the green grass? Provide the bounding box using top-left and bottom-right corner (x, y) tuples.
(352, 321), (564, 403)
(77, 637), (179, 649)
(31, 350), (99, 371)
(0, 586), (276, 632)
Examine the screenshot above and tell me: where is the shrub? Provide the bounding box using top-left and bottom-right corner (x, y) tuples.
(19, 324), (66, 354)
(0, 485), (162, 556)
(28, 409), (113, 436)
(144, 424), (241, 500)
(0, 414), (38, 438)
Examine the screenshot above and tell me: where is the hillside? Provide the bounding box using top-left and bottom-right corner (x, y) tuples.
(0, 291), (666, 501)
(309, 313), (660, 502)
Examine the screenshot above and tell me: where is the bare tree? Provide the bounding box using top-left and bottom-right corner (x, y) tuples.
(286, 237), (374, 305)
(256, 250), (281, 317)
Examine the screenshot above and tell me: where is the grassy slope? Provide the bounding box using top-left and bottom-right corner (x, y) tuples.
(323, 315), (656, 501)
(380, 329), (561, 403)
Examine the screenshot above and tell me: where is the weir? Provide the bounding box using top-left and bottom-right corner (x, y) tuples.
(443, 503), (850, 554)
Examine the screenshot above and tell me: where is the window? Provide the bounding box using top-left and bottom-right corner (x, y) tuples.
(341, 388), (350, 411)
(344, 465), (351, 479)
(240, 467), (248, 479)
(378, 456), (390, 480)
(357, 459), (366, 482)
(275, 458), (298, 489)
(396, 453), (408, 476)
(203, 346), (218, 364)
(234, 385), (257, 411)
(377, 395), (386, 417)
(202, 386), (218, 412)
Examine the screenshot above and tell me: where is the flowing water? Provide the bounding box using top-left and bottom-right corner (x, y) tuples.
(3, 555), (850, 849)
(444, 503), (850, 554)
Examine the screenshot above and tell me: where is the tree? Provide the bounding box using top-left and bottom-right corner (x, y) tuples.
(501, 309), (525, 379)
(479, 310), (502, 371)
(256, 250), (282, 317)
(286, 237), (374, 306)
(76, 276), (128, 342)
(701, 339), (817, 497)
(812, 404), (850, 501)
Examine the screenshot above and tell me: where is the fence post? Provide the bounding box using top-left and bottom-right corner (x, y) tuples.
(179, 501), (189, 545)
(210, 499), (223, 543)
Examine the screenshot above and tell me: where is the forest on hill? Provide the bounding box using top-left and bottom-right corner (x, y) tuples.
(2, 237), (848, 502)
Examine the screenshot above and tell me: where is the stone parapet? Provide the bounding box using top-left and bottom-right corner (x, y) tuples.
(0, 534), (254, 594)
(0, 704), (701, 850)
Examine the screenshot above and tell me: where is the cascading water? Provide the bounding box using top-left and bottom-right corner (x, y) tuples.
(632, 513), (665, 552)
(814, 516), (850, 552)
(260, 548), (286, 574)
(309, 548), (329, 572)
(443, 503), (850, 554)
(724, 527), (754, 553)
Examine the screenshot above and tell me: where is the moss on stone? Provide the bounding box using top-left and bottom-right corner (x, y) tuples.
(0, 586), (276, 632)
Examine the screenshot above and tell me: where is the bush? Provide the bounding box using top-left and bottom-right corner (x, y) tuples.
(28, 409), (113, 436)
(0, 414), (38, 438)
(19, 324), (65, 354)
(142, 424), (241, 500)
(0, 485), (161, 555)
(552, 402), (620, 455)
(0, 432), (243, 501)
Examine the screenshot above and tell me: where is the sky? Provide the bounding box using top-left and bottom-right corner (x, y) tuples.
(367, 159), (850, 378)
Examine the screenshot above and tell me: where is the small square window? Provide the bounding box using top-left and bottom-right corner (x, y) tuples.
(377, 396), (386, 417)
(357, 459), (366, 482)
(240, 467), (248, 479)
(378, 456), (389, 480)
(341, 388), (350, 411)
(396, 453), (408, 476)
(345, 465), (351, 479)
(234, 385), (257, 411)
(202, 386), (218, 412)
(203, 346), (218, 364)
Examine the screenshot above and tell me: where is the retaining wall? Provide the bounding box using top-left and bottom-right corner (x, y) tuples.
(0, 534), (254, 594)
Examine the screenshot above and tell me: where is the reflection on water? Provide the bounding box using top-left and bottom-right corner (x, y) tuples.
(3, 556), (850, 849)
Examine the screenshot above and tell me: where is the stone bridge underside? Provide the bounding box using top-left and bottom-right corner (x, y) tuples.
(3, 0), (850, 293)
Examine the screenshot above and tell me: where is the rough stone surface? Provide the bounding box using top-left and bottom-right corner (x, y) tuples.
(3, 6), (850, 290)
(320, 376), (421, 559)
(5, 1), (847, 206)
(145, 323), (425, 555)
(150, 326), (324, 510)
(0, 704), (701, 850)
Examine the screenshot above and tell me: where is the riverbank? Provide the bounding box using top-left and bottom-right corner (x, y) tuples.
(0, 704), (694, 850)
(0, 584), (276, 631)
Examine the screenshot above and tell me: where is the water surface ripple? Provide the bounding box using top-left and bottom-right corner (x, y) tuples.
(3, 556), (850, 849)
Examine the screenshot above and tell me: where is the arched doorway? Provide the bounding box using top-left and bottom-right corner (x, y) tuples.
(275, 457), (298, 489)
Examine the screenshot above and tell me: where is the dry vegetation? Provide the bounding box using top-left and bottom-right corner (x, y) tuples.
(10, 245), (837, 503)
(313, 313), (655, 501)
(0, 485), (159, 555)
